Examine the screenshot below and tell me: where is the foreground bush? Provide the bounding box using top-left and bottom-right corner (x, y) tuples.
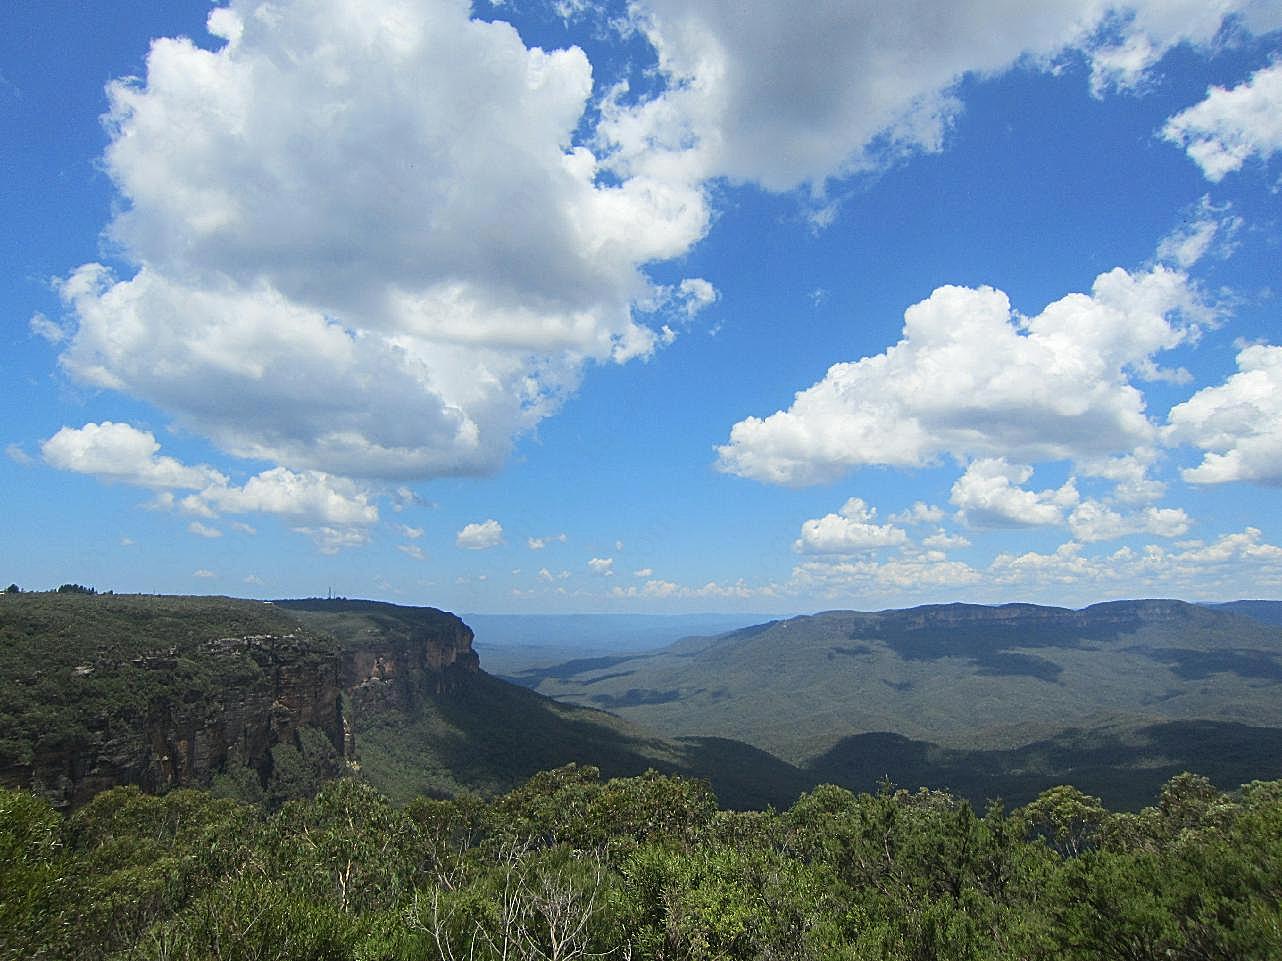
(2, 767), (1280, 960)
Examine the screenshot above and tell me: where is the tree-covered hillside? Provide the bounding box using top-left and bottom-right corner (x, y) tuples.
(523, 600), (1282, 763)
(4, 767), (1280, 960)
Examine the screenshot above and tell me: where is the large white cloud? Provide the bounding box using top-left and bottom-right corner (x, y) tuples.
(604, 0), (1281, 194)
(58, 0), (712, 481)
(1166, 343), (1282, 485)
(1163, 61), (1282, 181)
(50, 0), (1282, 491)
(718, 265), (1208, 486)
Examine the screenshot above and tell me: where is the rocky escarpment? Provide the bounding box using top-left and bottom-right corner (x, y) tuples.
(874, 599), (1214, 631)
(273, 598), (480, 716)
(0, 593), (350, 809)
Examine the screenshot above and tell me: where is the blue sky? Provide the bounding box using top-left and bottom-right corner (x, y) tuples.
(3, 0), (1281, 613)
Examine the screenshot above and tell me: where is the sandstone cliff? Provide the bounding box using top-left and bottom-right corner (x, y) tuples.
(0, 593), (485, 808)
(274, 597), (480, 715)
(0, 594), (354, 809)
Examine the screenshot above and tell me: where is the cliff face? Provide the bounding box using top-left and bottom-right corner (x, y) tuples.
(8, 631), (348, 810)
(0, 594), (363, 809)
(273, 598), (480, 716)
(864, 599), (1200, 632)
(1, 595), (490, 808)
(341, 628), (478, 712)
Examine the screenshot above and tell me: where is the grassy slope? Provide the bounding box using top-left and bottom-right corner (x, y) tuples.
(523, 601), (1282, 763)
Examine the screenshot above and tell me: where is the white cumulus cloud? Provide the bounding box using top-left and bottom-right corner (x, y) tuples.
(56, 0), (711, 483)
(1166, 344), (1282, 486)
(203, 467), (378, 525)
(1163, 61), (1282, 182)
(588, 556), (615, 575)
(457, 519), (504, 550)
(950, 459), (1079, 529)
(42, 422), (226, 490)
(719, 265), (1208, 487)
(604, 0), (1278, 197)
(42, 421), (379, 547)
(795, 497), (907, 553)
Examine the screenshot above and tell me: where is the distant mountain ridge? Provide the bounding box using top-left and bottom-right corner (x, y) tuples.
(1205, 599), (1282, 627)
(7, 593), (1282, 814)
(523, 598), (1282, 765)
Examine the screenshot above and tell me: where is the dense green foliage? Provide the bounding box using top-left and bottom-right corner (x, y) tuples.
(0, 592), (335, 782)
(3, 768), (1280, 960)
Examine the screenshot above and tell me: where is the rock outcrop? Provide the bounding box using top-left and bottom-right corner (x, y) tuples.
(273, 598), (480, 715)
(0, 594), (357, 808)
(2, 595), (493, 808)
